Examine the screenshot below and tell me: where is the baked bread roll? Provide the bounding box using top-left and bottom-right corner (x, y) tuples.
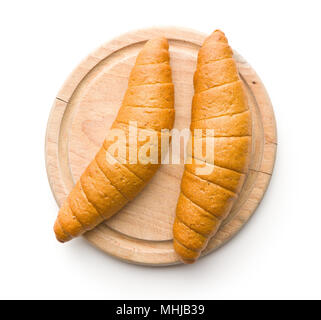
(173, 30), (252, 263)
(54, 38), (175, 242)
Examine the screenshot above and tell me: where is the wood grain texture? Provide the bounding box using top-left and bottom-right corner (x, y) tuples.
(45, 27), (277, 265)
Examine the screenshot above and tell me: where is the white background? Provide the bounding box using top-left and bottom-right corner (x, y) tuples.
(0, 0), (320, 300)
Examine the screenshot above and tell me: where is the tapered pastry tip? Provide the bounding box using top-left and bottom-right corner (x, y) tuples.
(54, 219), (71, 243)
(146, 36), (169, 50)
(135, 36), (170, 65)
(173, 239), (200, 263)
(204, 29), (228, 45)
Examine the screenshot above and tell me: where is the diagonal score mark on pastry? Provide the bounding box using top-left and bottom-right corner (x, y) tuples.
(173, 30), (252, 264)
(54, 37), (175, 242)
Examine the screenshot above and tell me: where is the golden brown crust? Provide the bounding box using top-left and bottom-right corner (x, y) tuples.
(122, 83), (174, 109)
(181, 171), (236, 220)
(80, 160), (128, 218)
(185, 159), (245, 194)
(173, 30), (252, 263)
(135, 37), (169, 65)
(116, 106), (174, 132)
(173, 239), (200, 263)
(187, 136), (251, 173)
(173, 218), (207, 252)
(194, 59), (239, 93)
(128, 63), (172, 87)
(197, 41), (233, 65)
(191, 110), (251, 137)
(192, 80), (248, 121)
(54, 219), (72, 243)
(95, 147), (144, 200)
(57, 201), (83, 237)
(67, 181), (104, 230)
(176, 193), (221, 237)
(211, 137), (251, 173)
(54, 37), (174, 242)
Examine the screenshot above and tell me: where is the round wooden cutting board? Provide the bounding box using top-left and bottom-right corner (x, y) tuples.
(45, 27), (277, 265)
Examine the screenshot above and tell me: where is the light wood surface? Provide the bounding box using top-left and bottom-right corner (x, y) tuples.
(45, 27), (277, 265)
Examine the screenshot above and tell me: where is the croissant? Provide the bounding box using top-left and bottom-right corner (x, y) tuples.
(173, 30), (252, 263)
(54, 37), (175, 242)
